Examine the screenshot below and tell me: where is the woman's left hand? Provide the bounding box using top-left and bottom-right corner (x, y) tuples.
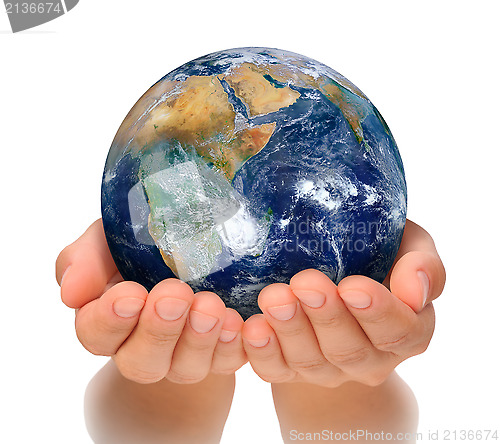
(241, 219), (446, 387)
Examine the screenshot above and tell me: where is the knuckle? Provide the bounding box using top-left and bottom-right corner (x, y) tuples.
(259, 370), (296, 384)
(274, 325), (306, 338)
(310, 311), (345, 329)
(210, 365), (231, 375)
(95, 315), (128, 338)
(183, 336), (214, 354)
(247, 349), (278, 364)
(214, 344), (240, 361)
(167, 368), (206, 384)
(211, 362), (242, 375)
(326, 346), (371, 366)
(367, 310), (392, 325)
(143, 328), (181, 348)
(286, 357), (327, 373)
(373, 331), (411, 352)
(117, 363), (164, 384)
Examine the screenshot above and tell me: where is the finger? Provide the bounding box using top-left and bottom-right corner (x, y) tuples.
(385, 220), (446, 310)
(289, 269), (391, 385)
(338, 275), (435, 359)
(394, 219), (442, 258)
(211, 308), (247, 375)
(75, 281), (147, 356)
(242, 314), (296, 384)
(166, 292), (226, 384)
(258, 283), (339, 385)
(390, 250), (446, 312)
(56, 219), (119, 309)
(113, 279), (194, 384)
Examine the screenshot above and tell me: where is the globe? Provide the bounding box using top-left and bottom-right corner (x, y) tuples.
(101, 47), (407, 319)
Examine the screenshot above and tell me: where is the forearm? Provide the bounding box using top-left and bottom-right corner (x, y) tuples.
(272, 372), (419, 444)
(85, 360), (235, 444)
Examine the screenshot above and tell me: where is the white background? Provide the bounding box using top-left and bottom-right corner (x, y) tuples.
(1, 1), (499, 442)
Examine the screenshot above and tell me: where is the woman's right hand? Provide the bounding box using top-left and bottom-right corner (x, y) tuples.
(55, 219), (247, 384)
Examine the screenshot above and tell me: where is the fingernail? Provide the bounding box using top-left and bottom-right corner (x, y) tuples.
(267, 302), (297, 321)
(246, 337), (270, 348)
(340, 290), (372, 309)
(219, 329), (238, 343)
(60, 266), (71, 287)
(292, 289), (326, 308)
(113, 297), (145, 318)
(189, 311), (218, 334)
(417, 271), (430, 309)
(155, 298), (189, 321)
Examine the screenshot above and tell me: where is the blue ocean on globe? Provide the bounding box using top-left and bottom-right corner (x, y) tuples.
(101, 47), (407, 319)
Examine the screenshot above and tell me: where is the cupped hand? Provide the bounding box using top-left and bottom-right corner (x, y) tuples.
(55, 219), (247, 384)
(241, 219), (446, 387)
